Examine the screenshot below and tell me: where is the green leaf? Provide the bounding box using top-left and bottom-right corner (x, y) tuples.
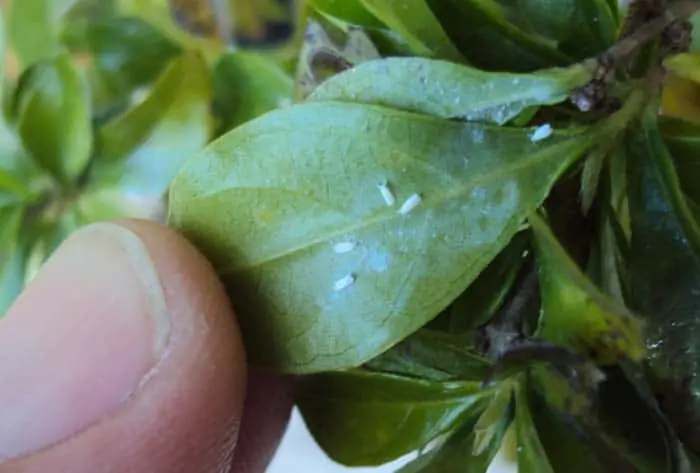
(473, 382), (514, 455)
(357, 0), (465, 62)
(530, 212), (644, 364)
(85, 17), (182, 110)
(297, 368), (489, 466)
(514, 379), (554, 473)
(17, 52), (92, 186)
(397, 407), (511, 473)
(364, 329), (490, 382)
(628, 108), (700, 455)
(308, 0), (385, 28)
(169, 101), (595, 373)
(428, 0), (570, 72)
(0, 207), (26, 316)
(499, 0), (617, 60)
(448, 233), (528, 332)
(213, 51), (293, 134)
(90, 51), (212, 199)
(309, 58), (592, 125)
(659, 116), (700, 207)
(8, 0), (66, 70)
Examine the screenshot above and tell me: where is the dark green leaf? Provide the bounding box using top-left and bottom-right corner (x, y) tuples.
(530, 212), (644, 364)
(90, 51), (212, 199)
(628, 108), (700, 455)
(514, 379), (554, 473)
(169, 102), (595, 373)
(659, 116), (700, 207)
(8, 0), (66, 70)
(309, 58), (592, 125)
(85, 17), (181, 110)
(499, 0), (617, 59)
(0, 207), (26, 316)
(365, 329), (490, 381)
(427, 0), (570, 72)
(448, 233), (528, 333)
(17, 52), (92, 186)
(297, 368), (489, 466)
(397, 404), (511, 473)
(213, 51), (293, 134)
(357, 0), (465, 62)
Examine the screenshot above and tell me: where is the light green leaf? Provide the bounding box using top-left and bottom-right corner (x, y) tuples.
(17, 52), (92, 186)
(397, 409), (510, 473)
(515, 379), (554, 473)
(297, 369), (488, 466)
(213, 51), (293, 134)
(473, 383), (514, 455)
(628, 108), (700, 456)
(169, 101), (595, 373)
(90, 51), (212, 198)
(428, 0), (570, 72)
(364, 329), (490, 382)
(308, 0), (385, 28)
(8, 0), (68, 70)
(0, 207), (25, 316)
(310, 57), (591, 125)
(530, 213), (644, 364)
(500, 0), (617, 60)
(358, 0), (465, 62)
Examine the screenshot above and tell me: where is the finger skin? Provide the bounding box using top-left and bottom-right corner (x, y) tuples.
(2, 220), (246, 473)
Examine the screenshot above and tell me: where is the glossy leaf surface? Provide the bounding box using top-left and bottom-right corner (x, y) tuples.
(169, 102), (594, 373)
(309, 58), (591, 125)
(17, 53), (92, 186)
(297, 368), (488, 466)
(530, 213), (644, 364)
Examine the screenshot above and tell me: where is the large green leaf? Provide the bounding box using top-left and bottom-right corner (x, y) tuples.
(427, 0), (570, 72)
(530, 213), (644, 364)
(499, 0), (617, 60)
(309, 58), (591, 125)
(17, 52), (92, 186)
(90, 51), (212, 199)
(212, 51), (293, 134)
(628, 108), (700, 455)
(0, 207), (26, 316)
(169, 102), (595, 373)
(8, 0), (67, 70)
(357, 0), (465, 62)
(297, 368), (488, 466)
(85, 17), (181, 110)
(364, 329), (490, 382)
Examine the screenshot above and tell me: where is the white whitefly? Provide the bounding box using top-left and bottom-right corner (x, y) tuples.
(333, 273), (355, 291)
(530, 123), (554, 142)
(398, 193), (422, 215)
(333, 241), (356, 253)
(377, 180), (396, 206)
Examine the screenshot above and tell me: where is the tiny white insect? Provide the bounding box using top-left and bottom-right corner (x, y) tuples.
(398, 193), (422, 215)
(377, 181), (396, 206)
(530, 123), (554, 142)
(333, 273), (355, 291)
(333, 241), (356, 254)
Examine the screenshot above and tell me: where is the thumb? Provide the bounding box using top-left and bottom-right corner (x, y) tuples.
(0, 220), (247, 472)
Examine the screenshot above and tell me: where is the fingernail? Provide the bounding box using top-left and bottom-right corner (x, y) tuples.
(0, 222), (171, 460)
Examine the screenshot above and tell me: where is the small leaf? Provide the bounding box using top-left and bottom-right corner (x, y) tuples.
(397, 408), (511, 473)
(659, 116), (700, 207)
(0, 207), (26, 316)
(428, 0), (570, 72)
(473, 382), (514, 455)
(530, 213), (645, 364)
(661, 74), (700, 122)
(448, 233), (528, 333)
(500, 0), (617, 60)
(365, 329), (490, 382)
(85, 17), (182, 110)
(665, 53), (700, 85)
(580, 141), (617, 215)
(309, 57), (592, 125)
(297, 368), (489, 466)
(90, 51), (212, 199)
(308, 0), (385, 28)
(514, 379), (554, 473)
(17, 52), (92, 186)
(628, 107), (700, 455)
(169, 102), (595, 373)
(213, 51), (293, 133)
(358, 0), (465, 62)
